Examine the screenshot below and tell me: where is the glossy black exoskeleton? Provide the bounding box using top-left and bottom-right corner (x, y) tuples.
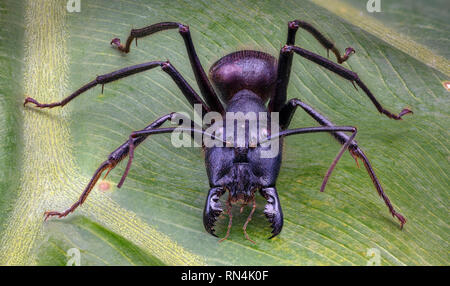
(25, 20), (411, 242)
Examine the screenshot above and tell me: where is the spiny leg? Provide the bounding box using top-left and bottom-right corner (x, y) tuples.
(269, 19), (355, 112)
(111, 22), (224, 113)
(110, 22), (180, 53)
(257, 125), (357, 238)
(44, 160), (112, 220)
(116, 125), (223, 188)
(279, 98), (406, 228)
(279, 45), (412, 119)
(24, 61), (210, 115)
(44, 113), (178, 220)
(350, 148), (406, 228)
(320, 130), (357, 192)
(286, 20), (355, 63)
(272, 125), (357, 194)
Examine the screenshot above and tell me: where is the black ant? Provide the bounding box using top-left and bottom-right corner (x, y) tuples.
(24, 21), (411, 243)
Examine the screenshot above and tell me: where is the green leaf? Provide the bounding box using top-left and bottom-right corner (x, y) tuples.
(0, 0), (448, 265)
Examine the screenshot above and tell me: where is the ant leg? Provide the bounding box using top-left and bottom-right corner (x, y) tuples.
(269, 45), (413, 120)
(44, 112), (180, 220)
(273, 125), (357, 194)
(24, 61), (210, 115)
(116, 125), (224, 188)
(279, 99), (406, 229)
(111, 22), (180, 53)
(44, 160), (112, 220)
(111, 22), (224, 114)
(269, 20), (355, 112)
(286, 20), (355, 63)
(283, 45), (412, 120)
